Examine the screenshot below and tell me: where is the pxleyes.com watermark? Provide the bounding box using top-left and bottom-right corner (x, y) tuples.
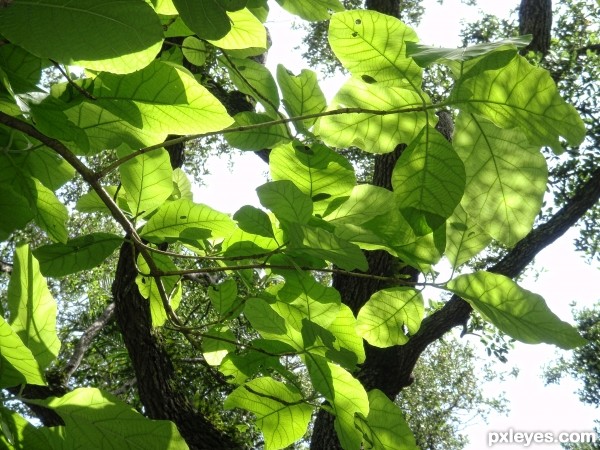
(488, 429), (597, 447)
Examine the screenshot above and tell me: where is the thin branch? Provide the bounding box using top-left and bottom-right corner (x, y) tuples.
(50, 60), (97, 100)
(95, 103), (442, 178)
(62, 303), (116, 383)
(0, 259), (12, 274)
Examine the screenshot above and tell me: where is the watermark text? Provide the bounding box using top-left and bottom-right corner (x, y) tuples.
(488, 429), (597, 447)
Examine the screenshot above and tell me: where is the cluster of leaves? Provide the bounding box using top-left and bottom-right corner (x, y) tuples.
(0, 0), (590, 449)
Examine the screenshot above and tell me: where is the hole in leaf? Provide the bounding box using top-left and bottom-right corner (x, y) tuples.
(361, 74), (377, 84)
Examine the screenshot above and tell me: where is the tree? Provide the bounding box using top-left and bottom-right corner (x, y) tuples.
(0, 1), (599, 449)
(545, 303), (600, 449)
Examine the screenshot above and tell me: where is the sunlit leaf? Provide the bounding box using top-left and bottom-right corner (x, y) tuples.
(37, 388), (188, 449)
(202, 326), (237, 366)
(275, 0), (343, 21)
(244, 297), (304, 350)
(392, 127), (465, 235)
(356, 288), (424, 347)
(208, 9), (267, 52)
(445, 204), (492, 268)
(454, 113), (547, 246)
(276, 65), (326, 131)
(0, 0), (164, 74)
(257, 180), (313, 224)
(270, 142), (356, 215)
(7, 245), (60, 370)
(225, 112), (290, 150)
(306, 355), (369, 450)
(182, 36), (207, 66)
(221, 56), (279, 114)
(355, 390), (418, 450)
(141, 199), (236, 242)
(93, 61), (233, 136)
(329, 10), (421, 88)
(224, 377), (312, 450)
(117, 147), (173, 218)
(0, 407), (54, 450)
(447, 271), (587, 349)
(452, 53), (586, 152)
(0, 316), (45, 388)
(316, 77), (431, 154)
(136, 253), (181, 327)
(208, 279), (240, 317)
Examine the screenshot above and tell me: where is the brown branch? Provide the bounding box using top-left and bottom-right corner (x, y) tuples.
(62, 303), (115, 383)
(0, 259), (12, 274)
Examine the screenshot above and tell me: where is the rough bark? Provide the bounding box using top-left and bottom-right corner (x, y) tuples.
(520, 0), (553, 55)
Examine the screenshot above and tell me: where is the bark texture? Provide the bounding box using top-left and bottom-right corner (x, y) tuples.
(520, 0), (553, 55)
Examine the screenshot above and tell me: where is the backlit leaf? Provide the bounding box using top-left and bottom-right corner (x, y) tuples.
(7, 245), (60, 370)
(276, 65), (326, 131)
(0, 316), (45, 387)
(275, 0), (343, 21)
(224, 377), (312, 450)
(257, 180), (313, 224)
(356, 288), (424, 347)
(447, 271), (587, 349)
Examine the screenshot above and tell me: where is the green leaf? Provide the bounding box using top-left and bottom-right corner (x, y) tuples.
(224, 377), (312, 450)
(0, 406), (54, 450)
(39, 388), (188, 449)
(445, 204), (492, 268)
(219, 350), (282, 385)
(30, 99), (90, 154)
(222, 227), (282, 258)
(220, 56), (280, 114)
(324, 184), (395, 225)
(182, 37), (207, 66)
(276, 65), (326, 131)
(0, 0), (163, 74)
(306, 356), (369, 450)
(406, 37), (532, 67)
(208, 9), (267, 52)
(0, 183), (34, 240)
(33, 233), (122, 278)
(0, 44), (46, 94)
(202, 326), (237, 366)
(316, 77), (431, 154)
(136, 253), (181, 327)
(0, 316), (45, 388)
(141, 199), (236, 242)
(93, 61), (233, 136)
(173, 0), (230, 40)
(454, 113), (547, 246)
(233, 205), (275, 238)
(208, 279), (240, 316)
(225, 112), (290, 150)
(447, 271), (587, 349)
(18, 177), (69, 244)
(244, 297), (304, 350)
(328, 10), (421, 89)
(355, 390), (418, 450)
(7, 245), (60, 371)
(0, 147), (74, 191)
(76, 186), (130, 215)
(392, 127), (466, 235)
(270, 142), (356, 215)
(356, 288), (424, 348)
(276, 0), (344, 21)
(274, 270), (341, 331)
(118, 147), (173, 218)
(451, 53), (586, 152)
(327, 304), (366, 365)
(288, 224), (368, 272)
(257, 180), (313, 224)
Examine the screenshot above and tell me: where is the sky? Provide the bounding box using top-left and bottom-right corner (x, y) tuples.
(195, 1), (599, 448)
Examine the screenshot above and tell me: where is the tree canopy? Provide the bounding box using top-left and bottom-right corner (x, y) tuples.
(0, 0), (599, 449)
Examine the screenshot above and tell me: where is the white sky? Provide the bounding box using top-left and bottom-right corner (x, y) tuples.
(195, 1), (600, 448)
